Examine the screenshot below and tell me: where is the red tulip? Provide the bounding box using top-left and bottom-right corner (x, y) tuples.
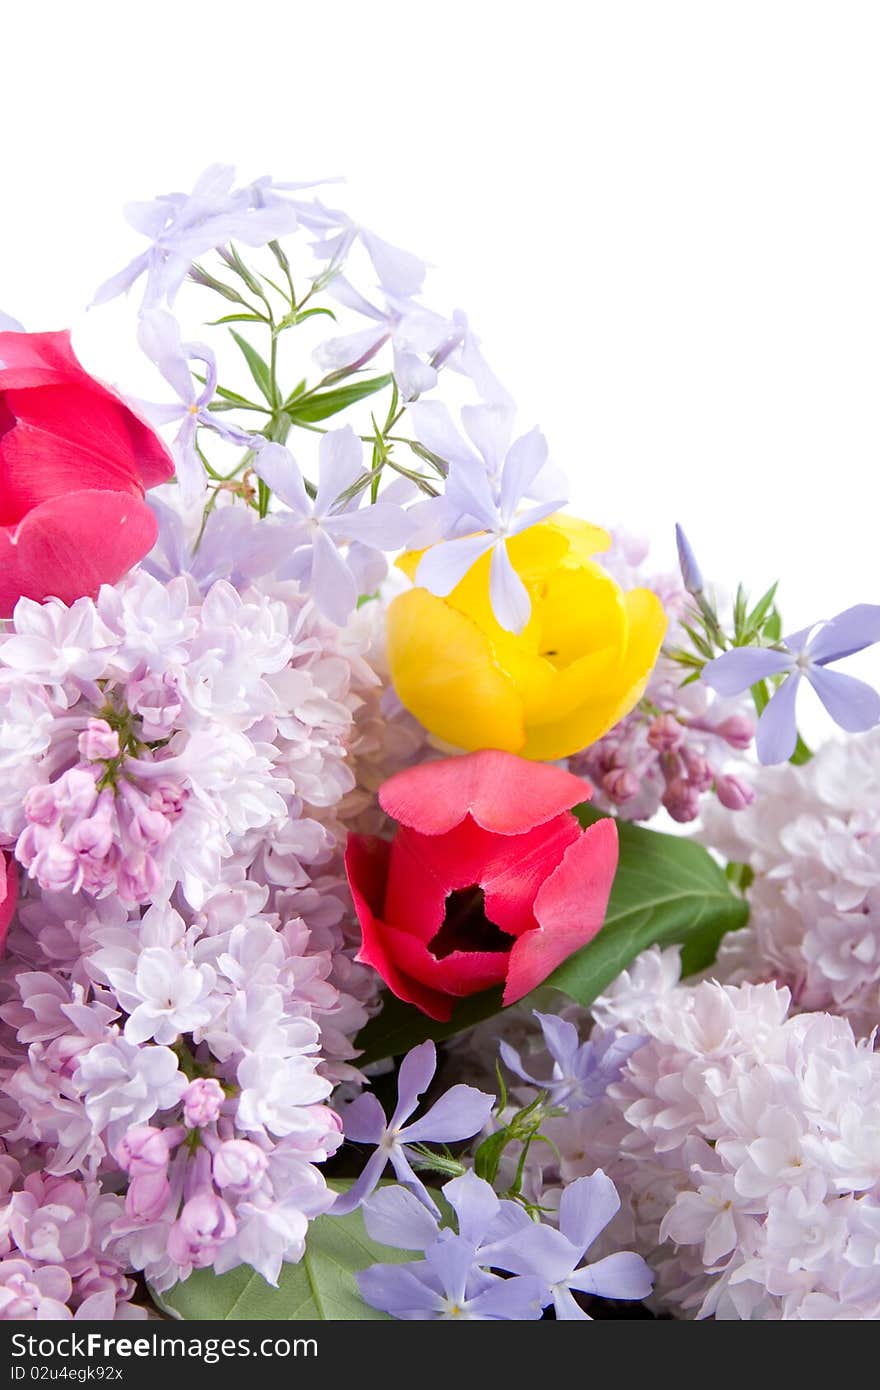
(0, 852), (17, 954)
(345, 749), (618, 1021)
(0, 329), (174, 616)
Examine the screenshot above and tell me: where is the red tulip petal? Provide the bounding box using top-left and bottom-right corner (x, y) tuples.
(481, 813), (581, 938)
(345, 834), (454, 1022)
(384, 821), (504, 941)
(503, 817), (619, 1005)
(0, 853), (17, 954)
(0, 489), (159, 616)
(381, 922), (511, 997)
(0, 329), (89, 388)
(379, 748), (591, 837)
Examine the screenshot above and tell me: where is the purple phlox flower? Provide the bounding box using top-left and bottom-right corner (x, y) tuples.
(331, 1041), (494, 1217)
(500, 1011), (646, 1110)
(315, 277), (451, 401)
(292, 198), (427, 298)
(137, 310), (259, 502)
(405, 402), (567, 632)
(428, 309), (513, 408)
(702, 604), (880, 764)
(253, 426), (412, 625)
(361, 1169), (534, 1262)
(0, 311), (24, 332)
(143, 496), (292, 593)
(356, 1232), (545, 1320)
(674, 523), (704, 596)
(499, 1170), (653, 1320)
(93, 164), (299, 310)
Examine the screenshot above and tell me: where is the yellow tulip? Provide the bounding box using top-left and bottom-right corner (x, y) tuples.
(386, 517), (667, 761)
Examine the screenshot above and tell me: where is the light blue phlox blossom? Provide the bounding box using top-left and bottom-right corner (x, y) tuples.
(137, 309), (259, 503)
(702, 604), (880, 764)
(674, 522), (704, 596)
(0, 311), (24, 332)
(93, 164), (299, 310)
(331, 1042), (495, 1217)
(356, 1233), (545, 1321)
(498, 1170), (654, 1320)
(293, 198), (427, 299)
(314, 277), (451, 402)
(253, 426), (412, 626)
(500, 1011), (646, 1111)
(406, 401), (567, 633)
(143, 497), (293, 593)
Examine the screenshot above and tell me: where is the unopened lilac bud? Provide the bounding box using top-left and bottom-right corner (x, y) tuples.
(662, 777), (700, 823)
(681, 749), (714, 791)
(167, 1193), (236, 1269)
(183, 1077), (225, 1129)
(647, 714), (685, 753)
(125, 1171), (171, 1223)
(675, 523), (704, 596)
(602, 767), (640, 803)
(77, 719), (120, 762)
(213, 1140), (268, 1195)
(22, 784), (59, 828)
(715, 774), (755, 811)
(714, 714), (755, 750)
(115, 1123), (180, 1176)
(31, 841), (81, 893)
(55, 768), (99, 819)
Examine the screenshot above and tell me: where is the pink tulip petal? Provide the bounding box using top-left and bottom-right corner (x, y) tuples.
(0, 853), (18, 954)
(503, 817), (618, 1005)
(379, 748), (591, 837)
(0, 489), (159, 615)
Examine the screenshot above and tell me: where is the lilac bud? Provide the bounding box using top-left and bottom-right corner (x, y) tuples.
(30, 841), (81, 893)
(115, 1123), (180, 1176)
(183, 1078), (225, 1129)
(212, 1140), (268, 1195)
(647, 714), (685, 753)
(602, 767), (640, 803)
(681, 749), (714, 791)
(54, 768), (99, 818)
(77, 719), (120, 762)
(675, 523), (704, 596)
(167, 1193), (236, 1269)
(125, 1171), (172, 1223)
(22, 784), (60, 828)
(662, 777), (700, 823)
(715, 774), (756, 811)
(714, 714), (755, 750)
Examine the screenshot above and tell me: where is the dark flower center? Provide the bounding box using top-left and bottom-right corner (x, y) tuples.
(429, 885), (515, 959)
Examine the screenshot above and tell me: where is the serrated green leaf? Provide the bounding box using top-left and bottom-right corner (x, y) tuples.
(355, 809), (748, 1062)
(153, 1186), (415, 1321)
(229, 329), (274, 406)
(288, 374), (392, 424)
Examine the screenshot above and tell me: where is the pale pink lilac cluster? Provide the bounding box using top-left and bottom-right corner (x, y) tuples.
(571, 534), (756, 822)
(497, 947), (880, 1319)
(0, 517), (405, 1304)
(702, 728), (880, 1038)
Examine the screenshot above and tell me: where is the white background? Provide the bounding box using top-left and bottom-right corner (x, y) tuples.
(2, 1), (879, 739)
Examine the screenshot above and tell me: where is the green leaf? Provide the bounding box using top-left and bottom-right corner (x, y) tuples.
(153, 1186), (415, 1321)
(206, 313), (268, 327)
(745, 581), (778, 635)
(229, 329), (274, 406)
(355, 809), (748, 1063)
(288, 374), (392, 423)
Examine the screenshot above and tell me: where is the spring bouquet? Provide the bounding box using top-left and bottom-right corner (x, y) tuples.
(2, 166), (880, 1324)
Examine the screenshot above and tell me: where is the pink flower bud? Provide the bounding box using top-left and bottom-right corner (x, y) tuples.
(212, 1140), (268, 1195)
(115, 1124), (179, 1176)
(125, 1171), (171, 1223)
(602, 767), (640, 803)
(22, 784), (59, 828)
(714, 714), (755, 750)
(680, 749), (713, 792)
(167, 1193), (236, 1269)
(30, 840), (82, 893)
(647, 714), (684, 753)
(715, 774), (756, 811)
(77, 719), (120, 762)
(662, 777), (700, 823)
(54, 768), (99, 818)
(183, 1078), (225, 1129)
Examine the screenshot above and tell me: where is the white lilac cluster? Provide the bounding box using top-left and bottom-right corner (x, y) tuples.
(701, 728), (880, 1038)
(571, 534), (756, 822)
(505, 948), (880, 1320)
(0, 514), (401, 1306)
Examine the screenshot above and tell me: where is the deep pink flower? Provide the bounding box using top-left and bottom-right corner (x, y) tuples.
(0, 853), (17, 954)
(0, 329), (174, 615)
(345, 749), (618, 1021)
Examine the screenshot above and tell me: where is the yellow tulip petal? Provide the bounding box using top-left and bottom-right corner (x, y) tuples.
(386, 588), (525, 753)
(519, 587), (667, 760)
(542, 514), (611, 564)
(536, 559), (627, 668)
